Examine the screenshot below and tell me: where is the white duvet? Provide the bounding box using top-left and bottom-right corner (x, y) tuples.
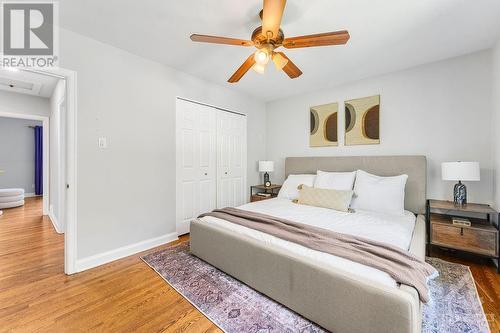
(199, 198), (416, 287)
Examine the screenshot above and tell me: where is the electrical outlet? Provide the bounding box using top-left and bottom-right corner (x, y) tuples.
(98, 137), (108, 149)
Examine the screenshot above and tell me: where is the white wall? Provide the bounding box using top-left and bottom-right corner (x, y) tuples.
(49, 79), (66, 232)
(0, 90), (50, 117)
(492, 40), (500, 210)
(0, 117), (42, 194)
(266, 50), (493, 205)
(58, 29), (267, 261)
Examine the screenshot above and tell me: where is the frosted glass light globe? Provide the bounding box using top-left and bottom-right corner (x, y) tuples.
(253, 63), (266, 74)
(254, 50), (269, 65)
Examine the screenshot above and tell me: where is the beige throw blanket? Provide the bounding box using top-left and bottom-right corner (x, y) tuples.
(199, 207), (437, 303)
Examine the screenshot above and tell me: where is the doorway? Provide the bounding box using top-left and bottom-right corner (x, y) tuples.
(0, 67), (77, 274)
(0, 114), (49, 216)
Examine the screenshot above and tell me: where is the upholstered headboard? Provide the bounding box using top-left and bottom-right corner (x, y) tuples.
(285, 155), (427, 214)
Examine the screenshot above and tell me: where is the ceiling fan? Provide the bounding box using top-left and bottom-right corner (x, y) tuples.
(190, 0), (350, 83)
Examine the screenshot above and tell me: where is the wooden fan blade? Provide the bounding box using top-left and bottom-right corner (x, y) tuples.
(228, 54), (256, 83)
(272, 52), (288, 70)
(262, 0), (286, 40)
(283, 30), (350, 49)
(276, 52), (302, 79)
(190, 34), (253, 46)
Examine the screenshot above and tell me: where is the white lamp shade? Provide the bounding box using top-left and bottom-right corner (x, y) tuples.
(258, 161), (274, 173)
(441, 162), (480, 181)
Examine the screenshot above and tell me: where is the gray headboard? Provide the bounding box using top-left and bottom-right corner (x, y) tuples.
(285, 155), (427, 214)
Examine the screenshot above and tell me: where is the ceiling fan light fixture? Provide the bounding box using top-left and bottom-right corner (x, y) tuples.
(191, 0), (349, 83)
(272, 52), (288, 70)
(252, 63), (266, 74)
(254, 49), (269, 65)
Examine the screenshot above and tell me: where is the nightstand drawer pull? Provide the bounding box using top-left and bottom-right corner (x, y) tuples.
(460, 228), (464, 236)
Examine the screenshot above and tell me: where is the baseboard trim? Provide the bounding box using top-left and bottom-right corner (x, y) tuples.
(48, 211), (63, 234)
(75, 232), (179, 272)
(24, 193), (41, 198)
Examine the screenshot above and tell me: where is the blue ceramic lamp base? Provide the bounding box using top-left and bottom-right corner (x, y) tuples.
(453, 181), (467, 206)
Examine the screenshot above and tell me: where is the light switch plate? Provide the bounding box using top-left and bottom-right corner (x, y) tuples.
(98, 137), (108, 149)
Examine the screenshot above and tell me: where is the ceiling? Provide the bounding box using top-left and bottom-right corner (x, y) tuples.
(0, 69), (59, 98)
(60, 0), (500, 101)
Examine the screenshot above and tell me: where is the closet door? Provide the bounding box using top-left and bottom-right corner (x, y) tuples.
(217, 111), (246, 208)
(176, 99), (216, 235)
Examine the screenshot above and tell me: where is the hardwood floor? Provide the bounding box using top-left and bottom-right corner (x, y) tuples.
(0, 197), (220, 333)
(0, 197), (498, 332)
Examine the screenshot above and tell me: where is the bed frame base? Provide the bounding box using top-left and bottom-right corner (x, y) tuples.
(190, 216), (425, 333)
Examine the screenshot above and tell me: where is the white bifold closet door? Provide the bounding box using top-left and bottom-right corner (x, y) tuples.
(216, 110), (246, 209)
(176, 98), (247, 235)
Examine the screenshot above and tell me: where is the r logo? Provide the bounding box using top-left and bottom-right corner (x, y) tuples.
(2, 2), (54, 55)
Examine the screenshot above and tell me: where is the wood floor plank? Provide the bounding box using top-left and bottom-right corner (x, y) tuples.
(0, 197), (498, 332)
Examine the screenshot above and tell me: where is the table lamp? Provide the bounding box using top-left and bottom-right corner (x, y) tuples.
(258, 161), (274, 187)
(441, 161), (480, 205)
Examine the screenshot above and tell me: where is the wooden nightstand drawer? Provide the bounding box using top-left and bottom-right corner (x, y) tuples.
(427, 200), (500, 273)
(431, 221), (498, 257)
(250, 194), (275, 202)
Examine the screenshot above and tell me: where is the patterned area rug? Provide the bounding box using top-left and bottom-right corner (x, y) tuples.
(423, 257), (489, 333)
(142, 243), (489, 333)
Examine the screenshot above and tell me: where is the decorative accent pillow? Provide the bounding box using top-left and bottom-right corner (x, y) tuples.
(278, 174), (316, 200)
(351, 170), (408, 215)
(314, 170), (356, 190)
(297, 185), (353, 212)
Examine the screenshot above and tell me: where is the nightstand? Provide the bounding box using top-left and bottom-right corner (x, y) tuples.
(250, 184), (282, 202)
(426, 199), (499, 273)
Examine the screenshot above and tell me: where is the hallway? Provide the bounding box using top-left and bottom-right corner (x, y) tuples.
(0, 197), (63, 289)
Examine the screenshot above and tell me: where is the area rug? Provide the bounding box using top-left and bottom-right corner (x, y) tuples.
(142, 243), (490, 333)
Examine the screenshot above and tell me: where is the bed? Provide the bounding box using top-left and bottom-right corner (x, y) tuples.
(190, 155), (427, 333)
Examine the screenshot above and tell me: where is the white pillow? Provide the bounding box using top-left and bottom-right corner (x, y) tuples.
(278, 174), (316, 200)
(351, 170), (408, 215)
(314, 170), (356, 191)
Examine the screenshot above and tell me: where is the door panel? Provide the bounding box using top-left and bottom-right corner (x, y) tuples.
(176, 99), (216, 235)
(182, 130), (195, 169)
(199, 179), (214, 213)
(198, 104), (216, 214)
(217, 111), (247, 208)
(199, 131), (210, 168)
(233, 178), (244, 207)
(182, 181), (196, 220)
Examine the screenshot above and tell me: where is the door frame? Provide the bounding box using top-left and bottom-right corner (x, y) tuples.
(56, 97), (66, 233)
(23, 67), (78, 275)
